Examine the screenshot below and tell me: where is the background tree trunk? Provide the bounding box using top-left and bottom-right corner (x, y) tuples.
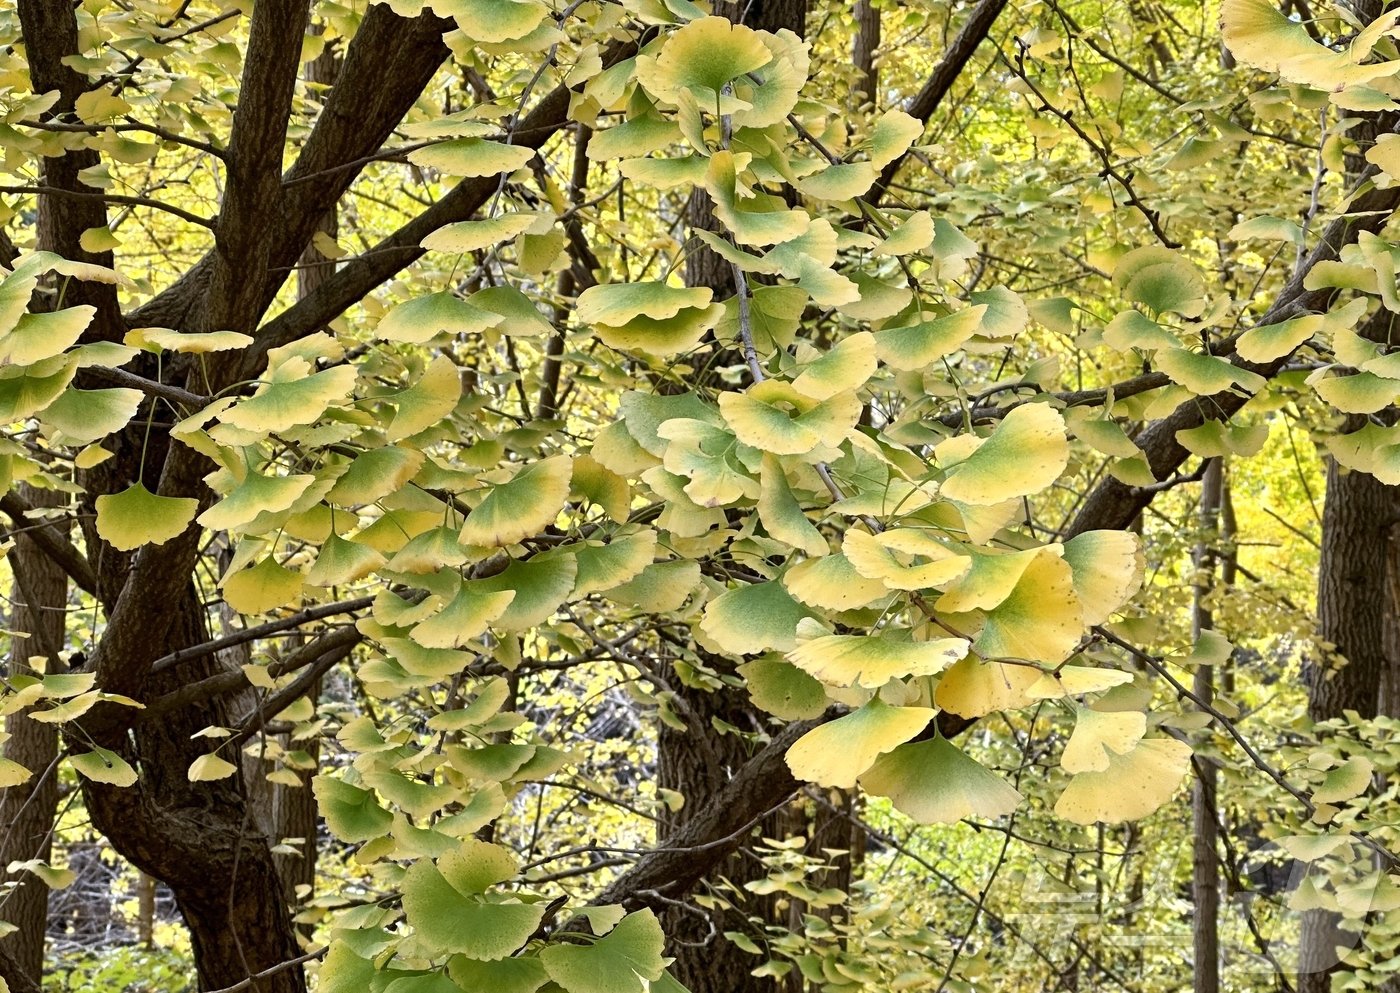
(0, 485), (68, 984)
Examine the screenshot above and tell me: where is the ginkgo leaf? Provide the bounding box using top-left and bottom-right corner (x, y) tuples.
(1311, 370), (1400, 414)
(701, 580), (812, 655)
(1025, 666), (1134, 699)
(70, 747), (138, 787)
(221, 364), (358, 435)
(939, 404), (1069, 506)
(572, 530), (657, 597)
(634, 16), (772, 110)
(306, 534), (387, 587)
(0, 356), (78, 421)
(738, 657), (829, 720)
(327, 447), (426, 507)
(1313, 756), (1374, 804)
(591, 114), (685, 160)
(222, 557), (304, 615)
(934, 655), (1039, 718)
(1054, 737), (1192, 824)
(1235, 314), (1323, 363)
(594, 304), (724, 355)
(842, 528), (971, 591)
(467, 285), (555, 336)
(1155, 348), (1266, 395)
(188, 753), (238, 782)
(577, 282), (713, 326)
(125, 327), (253, 353)
(1222, 0), (1400, 88)
(459, 455), (572, 547)
(95, 483), (199, 550)
(1061, 530), (1144, 626)
(438, 837), (519, 895)
(792, 331), (877, 400)
(377, 292), (503, 344)
(868, 109), (923, 168)
(402, 860), (544, 960)
(783, 553), (891, 611)
(539, 910), (666, 993)
(859, 736), (1021, 824)
(973, 550), (1083, 663)
(471, 553), (578, 630)
(757, 456), (827, 557)
(1175, 419), (1270, 458)
(387, 356), (462, 441)
(0, 757), (33, 787)
(797, 161), (876, 201)
(1112, 247), (1205, 317)
(0, 306), (94, 364)
(1061, 708), (1147, 773)
(447, 956), (549, 993)
(719, 381), (858, 456)
(432, 0), (549, 43)
(199, 473), (315, 533)
(786, 699), (935, 788)
(410, 582), (517, 648)
(601, 559), (701, 613)
(421, 213), (538, 253)
(313, 775), (393, 842)
(874, 306), (985, 371)
(408, 138), (535, 177)
(40, 388), (142, 444)
(788, 634), (967, 688)
(1102, 310), (1179, 352)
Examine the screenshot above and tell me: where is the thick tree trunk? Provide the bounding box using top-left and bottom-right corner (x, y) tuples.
(1299, 451), (1400, 993)
(853, 0), (880, 108)
(0, 486), (68, 984)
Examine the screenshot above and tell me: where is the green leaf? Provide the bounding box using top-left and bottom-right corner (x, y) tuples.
(421, 213), (539, 253)
(40, 388), (142, 445)
(1112, 247), (1205, 317)
(972, 549), (1083, 664)
(1313, 756), (1375, 804)
(938, 404), (1069, 506)
(95, 483), (199, 551)
(409, 138), (535, 177)
(786, 699), (935, 788)
(0, 306), (94, 364)
(313, 775), (393, 842)
(738, 657), (829, 720)
(410, 580), (516, 648)
(788, 634), (967, 688)
(701, 580), (812, 655)
(433, 0), (550, 43)
(447, 955), (549, 993)
(577, 282), (713, 326)
(1155, 348), (1265, 395)
(539, 910), (666, 993)
(306, 534), (387, 587)
(1061, 530), (1144, 626)
(221, 363), (358, 435)
(1235, 314), (1324, 363)
(874, 306), (985, 371)
(402, 860), (545, 960)
(859, 737), (1021, 824)
(388, 355), (463, 441)
(471, 553), (579, 630)
(718, 381), (858, 457)
(327, 447), (426, 507)
(459, 455), (573, 547)
(222, 557), (304, 615)
(0, 356), (77, 421)
(377, 292), (504, 344)
(1311, 370), (1400, 414)
(635, 16), (773, 110)
(70, 747), (138, 787)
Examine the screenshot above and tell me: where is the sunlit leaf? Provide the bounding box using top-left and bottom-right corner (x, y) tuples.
(786, 699), (935, 788)
(860, 736), (1021, 824)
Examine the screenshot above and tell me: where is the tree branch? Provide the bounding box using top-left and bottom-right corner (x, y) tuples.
(0, 492), (97, 597)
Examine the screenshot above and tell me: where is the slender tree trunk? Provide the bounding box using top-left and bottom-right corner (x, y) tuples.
(1191, 460), (1223, 993)
(853, 0), (880, 108)
(0, 486), (68, 984)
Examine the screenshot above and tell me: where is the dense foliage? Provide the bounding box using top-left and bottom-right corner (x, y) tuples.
(0, 1), (1398, 992)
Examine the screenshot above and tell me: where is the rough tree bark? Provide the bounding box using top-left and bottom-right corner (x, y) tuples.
(0, 486), (69, 983)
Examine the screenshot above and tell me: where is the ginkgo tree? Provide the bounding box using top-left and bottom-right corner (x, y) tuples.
(1, 0), (1400, 992)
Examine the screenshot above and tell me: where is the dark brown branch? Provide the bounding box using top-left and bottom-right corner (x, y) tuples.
(150, 596), (374, 674)
(870, 0), (1010, 205)
(0, 186), (215, 230)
